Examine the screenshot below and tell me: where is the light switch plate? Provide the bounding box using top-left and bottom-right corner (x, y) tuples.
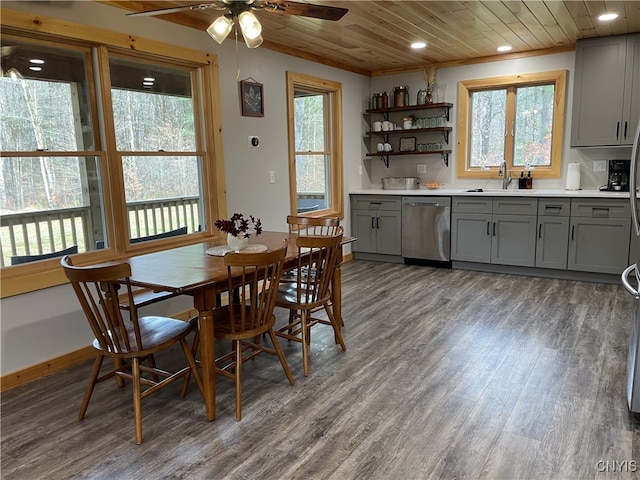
(249, 136), (259, 148)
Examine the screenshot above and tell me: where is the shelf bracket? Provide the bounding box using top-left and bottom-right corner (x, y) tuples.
(442, 106), (450, 122)
(441, 152), (449, 167)
(381, 155), (390, 168)
(444, 130), (449, 144)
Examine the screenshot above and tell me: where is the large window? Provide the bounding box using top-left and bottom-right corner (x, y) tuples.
(286, 72), (343, 217)
(457, 70), (566, 179)
(0, 11), (225, 297)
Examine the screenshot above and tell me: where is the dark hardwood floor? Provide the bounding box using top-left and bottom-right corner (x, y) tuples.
(2, 260), (640, 479)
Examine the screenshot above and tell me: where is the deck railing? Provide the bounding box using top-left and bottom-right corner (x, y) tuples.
(1, 196), (200, 267)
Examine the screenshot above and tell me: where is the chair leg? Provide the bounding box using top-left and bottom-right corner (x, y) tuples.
(132, 357), (143, 444)
(114, 357), (125, 387)
(268, 329), (295, 386)
(234, 340), (243, 421)
(180, 328), (200, 397)
(79, 354), (104, 421)
(300, 310), (310, 377)
(325, 304), (346, 351)
(180, 338), (204, 398)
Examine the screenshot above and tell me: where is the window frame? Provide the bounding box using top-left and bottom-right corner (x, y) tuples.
(456, 70), (567, 179)
(1, 9), (226, 297)
(286, 71), (343, 219)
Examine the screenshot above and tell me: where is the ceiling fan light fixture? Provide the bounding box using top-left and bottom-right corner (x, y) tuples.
(244, 33), (263, 49)
(238, 11), (262, 40)
(207, 15), (234, 44)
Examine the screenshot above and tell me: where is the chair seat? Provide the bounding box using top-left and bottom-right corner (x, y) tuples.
(94, 316), (192, 357)
(210, 306), (275, 340)
(276, 283), (327, 310)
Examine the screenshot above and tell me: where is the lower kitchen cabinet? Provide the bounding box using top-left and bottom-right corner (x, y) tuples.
(350, 195), (402, 256)
(567, 198), (631, 274)
(535, 199), (571, 270)
(451, 197), (538, 267)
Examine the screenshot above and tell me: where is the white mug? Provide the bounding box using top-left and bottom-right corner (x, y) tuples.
(382, 121), (391, 131)
(383, 143), (392, 152)
(403, 120), (412, 130)
(373, 121), (382, 132)
(377, 143), (384, 152)
(388, 122), (395, 131)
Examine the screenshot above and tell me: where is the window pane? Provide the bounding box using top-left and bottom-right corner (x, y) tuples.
(0, 156), (106, 266)
(294, 92), (325, 152)
(110, 57), (196, 152)
(122, 155), (202, 240)
(513, 85), (554, 167)
(295, 154), (329, 213)
(0, 38), (95, 151)
(470, 89), (506, 167)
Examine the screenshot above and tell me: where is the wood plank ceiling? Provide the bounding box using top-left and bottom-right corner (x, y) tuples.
(101, 1), (640, 76)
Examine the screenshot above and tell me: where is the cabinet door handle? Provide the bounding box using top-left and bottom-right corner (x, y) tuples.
(371, 217), (375, 229)
(571, 225), (575, 241)
(538, 223), (542, 238)
(492, 222), (496, 236)
(487, 221), (491, 235)
(624, 121), (628, 140)
(376, 217), (380, 229)
(617, 122), (620, 140)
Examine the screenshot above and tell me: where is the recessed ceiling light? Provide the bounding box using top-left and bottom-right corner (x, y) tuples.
(29, 58), (45, 64)
(29, 66), (42, 71)
(598, 13), (619, 21)
(497, 45), (512, 52)
(411, 42), (427, 49)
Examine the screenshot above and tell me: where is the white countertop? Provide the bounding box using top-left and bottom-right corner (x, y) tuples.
(349, 188), (635, 198)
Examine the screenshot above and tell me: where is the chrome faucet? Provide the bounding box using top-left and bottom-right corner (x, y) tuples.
(499, 161), (512, 190)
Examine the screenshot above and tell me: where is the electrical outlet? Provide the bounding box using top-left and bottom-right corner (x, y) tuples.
(417, 164), (427, 174)
(269, 170), (275, 184)
(593, 160), (606, 172)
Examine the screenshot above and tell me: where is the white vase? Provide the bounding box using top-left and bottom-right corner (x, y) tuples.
(227, 233), (249, 251)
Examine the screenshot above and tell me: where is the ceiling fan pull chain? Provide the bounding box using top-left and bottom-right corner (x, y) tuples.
(235, 25), (241, 80)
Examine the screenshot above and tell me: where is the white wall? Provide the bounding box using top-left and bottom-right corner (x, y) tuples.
(0, 1), (369, 375)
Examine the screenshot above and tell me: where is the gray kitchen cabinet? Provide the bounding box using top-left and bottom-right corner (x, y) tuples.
(350, 195), (402, 255)
(536, 199), (571, 270)
(568, 199), (631, 274)
(571, 33), (640, 147)
(451, 197), (538, 266)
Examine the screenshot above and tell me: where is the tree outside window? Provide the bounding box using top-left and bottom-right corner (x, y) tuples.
(458, 70), (566, 179)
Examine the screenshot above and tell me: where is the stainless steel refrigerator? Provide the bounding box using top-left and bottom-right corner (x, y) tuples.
(622, 119), (640, 413)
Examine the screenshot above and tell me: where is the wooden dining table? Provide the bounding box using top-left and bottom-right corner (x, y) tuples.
(124, 231), (353, 421)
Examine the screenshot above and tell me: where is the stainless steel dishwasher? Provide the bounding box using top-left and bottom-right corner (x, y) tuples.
(401, 196), (451, 261)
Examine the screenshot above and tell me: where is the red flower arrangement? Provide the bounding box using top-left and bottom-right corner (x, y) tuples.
(214, 213), (262, 238)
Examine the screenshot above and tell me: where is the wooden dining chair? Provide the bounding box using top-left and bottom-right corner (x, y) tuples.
(61, 255), (204, 444)
(183, 244), (294, 420)
(287, 215), (341, 236)
(275, 230), (346, 376)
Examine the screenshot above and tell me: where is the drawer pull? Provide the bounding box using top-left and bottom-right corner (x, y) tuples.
(592, 207), (610, 218)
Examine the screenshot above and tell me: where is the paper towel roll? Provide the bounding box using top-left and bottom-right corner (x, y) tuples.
(566, 163), (581, 190)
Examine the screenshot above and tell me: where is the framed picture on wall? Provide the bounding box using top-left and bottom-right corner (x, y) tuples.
(240, 80), (264, 117)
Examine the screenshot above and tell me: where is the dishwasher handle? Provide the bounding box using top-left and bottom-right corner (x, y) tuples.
(404, 202), (442, 207)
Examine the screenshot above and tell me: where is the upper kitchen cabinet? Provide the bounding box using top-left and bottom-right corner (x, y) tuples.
(571, 33), (640, 147)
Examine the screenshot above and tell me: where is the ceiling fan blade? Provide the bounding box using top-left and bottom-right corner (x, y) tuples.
(125, 3), (223, 17)
(260, 1), (347, 21)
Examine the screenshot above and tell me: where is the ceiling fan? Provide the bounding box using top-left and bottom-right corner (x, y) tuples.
(126, 1), (348, 48)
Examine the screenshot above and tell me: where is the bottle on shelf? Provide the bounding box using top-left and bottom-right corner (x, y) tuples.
(519, 171), (525, 189)
(526, 171), (533, 189)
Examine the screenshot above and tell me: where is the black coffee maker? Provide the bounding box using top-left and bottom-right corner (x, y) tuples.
(604, 159), (630, 191)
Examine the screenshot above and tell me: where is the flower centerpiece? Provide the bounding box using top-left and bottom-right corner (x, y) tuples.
(215, 213), (262, 251)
